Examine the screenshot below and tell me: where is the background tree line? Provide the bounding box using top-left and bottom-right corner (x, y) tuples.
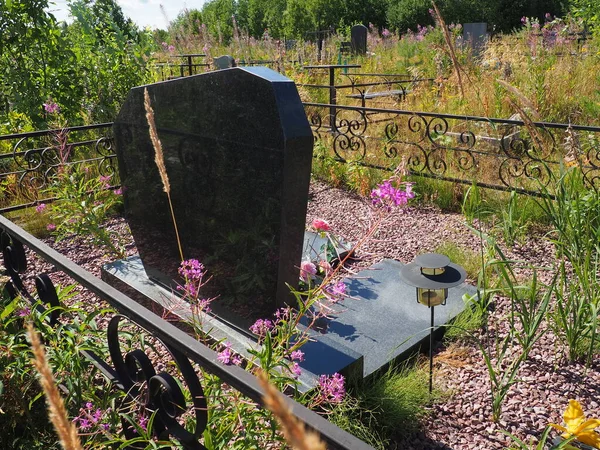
(0, 0), (152, 128)
(169, 0), (569, 42)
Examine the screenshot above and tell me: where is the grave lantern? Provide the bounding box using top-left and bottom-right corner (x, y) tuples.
(399, 253), (466, 393)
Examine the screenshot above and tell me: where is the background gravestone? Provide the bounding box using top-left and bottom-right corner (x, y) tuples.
(462, 23), (488, 57)
(112, 67), (313, 326)
(213, 55), (236, 69)
(351, 24), (368, 55)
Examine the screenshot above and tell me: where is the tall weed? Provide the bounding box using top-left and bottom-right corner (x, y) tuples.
(534, 166), (600, 363)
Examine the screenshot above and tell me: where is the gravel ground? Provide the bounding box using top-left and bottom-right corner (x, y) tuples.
(20, 179), (600, 450)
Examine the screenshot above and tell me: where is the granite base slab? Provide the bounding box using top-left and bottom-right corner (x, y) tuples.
(102, 255), (475, 385)
(101, 256), (363, 390)
(303, 258), (476, 377)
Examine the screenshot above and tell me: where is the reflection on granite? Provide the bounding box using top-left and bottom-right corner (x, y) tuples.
(113, 67), (313, 324)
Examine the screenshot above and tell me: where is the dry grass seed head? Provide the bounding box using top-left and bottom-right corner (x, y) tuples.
(258, 371), (326, 450)
(27, 322), (84, 450)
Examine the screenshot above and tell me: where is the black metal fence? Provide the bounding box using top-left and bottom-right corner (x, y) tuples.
(2, 104), (600, 215)
(304, 102), (600, 195)
(0, 214), (374, 450)
(0, 123), (117, 213)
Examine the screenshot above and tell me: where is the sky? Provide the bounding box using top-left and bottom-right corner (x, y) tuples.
(47, 0), (207, 30)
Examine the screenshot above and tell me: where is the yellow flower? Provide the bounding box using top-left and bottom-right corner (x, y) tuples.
(550, 400), (600, 449)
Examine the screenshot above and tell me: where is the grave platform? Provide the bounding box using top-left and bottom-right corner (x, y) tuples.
(102, 255), (475, 386)
(302, 259), (476, 377)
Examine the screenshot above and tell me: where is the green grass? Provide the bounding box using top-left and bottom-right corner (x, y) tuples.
(342, 360), (439, 447)
(435, 241), (481, 281)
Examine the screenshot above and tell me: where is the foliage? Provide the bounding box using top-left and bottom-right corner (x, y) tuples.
(0, 0), (82, 126)
(0, 279), (111, 448)
(355, 361), (437, 442)
(464, 227), (557, 422)
(67, 0), (154, 122)
(41, 163), (124, 257)
(0, 0), (154, 127)
(534, 166), (600, 363)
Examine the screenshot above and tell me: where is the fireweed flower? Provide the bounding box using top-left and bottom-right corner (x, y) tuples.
(290, 350), (305, 362)
(73, 401), (110, 432)
(550, 399), (600, 449)
(312, 218), (330, 232)
(371, 180), (415, 210)
(317, 373), (346, 404)
(249, 318), (274, 338)
(35, 203), (47, 213)
(300, 260), (317, 282)
(99, 175), (111, 189)
(324, 281), (347, 303)
(138, 414), (148, 431)
(217, 342), (233, 365)
(43, 101), (60, 115)
(179, 259), (205, 281)
(291, 362), (302, 379)
(17, 307), (31, 317)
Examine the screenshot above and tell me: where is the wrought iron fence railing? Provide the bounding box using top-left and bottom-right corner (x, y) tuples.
(304, 102), (600, 195)
(0, 123), (116, 213)
(1, 103), (600, 214)
(0, 214), (374, 450)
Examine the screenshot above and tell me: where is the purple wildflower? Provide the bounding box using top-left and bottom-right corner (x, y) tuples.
(318, 373), (346, 404)
(74, 401), (109, 432)
(36, 203), (47, 213)
(325, 281), (347, 303)
(371, 180), (414, 210)
(17, 307), (31, 317)
(43, 101), (60, 115)
(232, 354), (242, 366)
(178, 259), (205, 281)
(249, 318), (274, 337)
(99, 174), (111, 189)
(191, 298), (212, 314)
(168, 45), (175, 52)
(79, 418), (91, 430)
(46, 223), (56, 231)
(382, 28), (391, 38)
(291, 350), (304, 362)
(138, 414), (148, 431)
(292, 362), (302, 379)
(114, 187), (123, 195)
(217, 342), (233, 365)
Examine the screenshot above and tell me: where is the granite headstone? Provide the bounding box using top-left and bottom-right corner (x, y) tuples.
(462, 23), (488, 57)
(351, 24), (368, 55)
(213, 55), (236, 69)
(112, 67), (313, 325)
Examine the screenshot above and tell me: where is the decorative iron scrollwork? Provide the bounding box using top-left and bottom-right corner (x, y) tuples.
(108, 315), (208, 449)
(1, 231), (61, 323)
(1, 127), (117, 211)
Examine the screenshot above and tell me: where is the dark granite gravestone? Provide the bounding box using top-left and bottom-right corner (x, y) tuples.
(351, 24), (368, 55)
(213, 55), (236, 69)
(462, 23), (488, 57)
(112, 67), (313, 326)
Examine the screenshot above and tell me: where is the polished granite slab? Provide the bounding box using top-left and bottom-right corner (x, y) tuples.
(113, 67), (313, 321)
